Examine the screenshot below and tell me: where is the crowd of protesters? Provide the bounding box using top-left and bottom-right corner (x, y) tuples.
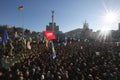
(0, 40), (120, 80)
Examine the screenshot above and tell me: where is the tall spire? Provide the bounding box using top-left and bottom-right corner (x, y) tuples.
(83, 20), (89, 30)
(52, 10), (54, 24)
(51, 10), (54, 32)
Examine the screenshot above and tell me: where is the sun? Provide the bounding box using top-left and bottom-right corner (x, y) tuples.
(104, 10), (118, 24)
(98, 2), (120, 41)
(101, 2), (120, 25)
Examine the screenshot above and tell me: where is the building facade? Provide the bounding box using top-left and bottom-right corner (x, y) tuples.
(46, 22), (59, 33)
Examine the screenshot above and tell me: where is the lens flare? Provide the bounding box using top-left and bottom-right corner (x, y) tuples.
(97, 1), (120, 42)
(103, 10), (119, 24)
(101, 1), (120, 25)
(99, 27), (111, 41)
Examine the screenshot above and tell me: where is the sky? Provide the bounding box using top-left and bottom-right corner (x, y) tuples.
(0, 0), (120, 33)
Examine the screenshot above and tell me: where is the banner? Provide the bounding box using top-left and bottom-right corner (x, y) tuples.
(43, 30), (56, 41)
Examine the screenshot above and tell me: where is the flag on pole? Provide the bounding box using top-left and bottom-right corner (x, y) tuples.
(2, 29), (8, 44)
(51, 53), (56, 59)
(26, 34), (32, 49)
(43, 30), (56, 41)
(27, 41), (31, 49)
(18, 6), (24, 10)
(51, 41), (56, 59)
(22, 37), (26, 48)
(2, 29), (9, 54)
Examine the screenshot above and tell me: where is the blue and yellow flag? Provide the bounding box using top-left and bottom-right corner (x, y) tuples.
(2, 30), (8, 44)
(18, 6), (23, 10)
(22, 37), (26, 48)
(51, 41), (56, 59)
(2, 29), (9, 53)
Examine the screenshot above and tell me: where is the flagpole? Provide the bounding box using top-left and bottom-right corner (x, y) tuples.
(21, 7), (24, 37)
(18, 6), (24, 37)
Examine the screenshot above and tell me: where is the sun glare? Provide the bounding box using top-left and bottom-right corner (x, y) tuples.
(100, 27), (110, 35)
(104, 10), (118, 24)
(101, 1), (120, 25)
(99, 8), (120, 40)
(99, 27), (110, 40)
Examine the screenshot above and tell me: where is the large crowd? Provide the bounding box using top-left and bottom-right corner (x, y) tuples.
(0, 40), (120, 80)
